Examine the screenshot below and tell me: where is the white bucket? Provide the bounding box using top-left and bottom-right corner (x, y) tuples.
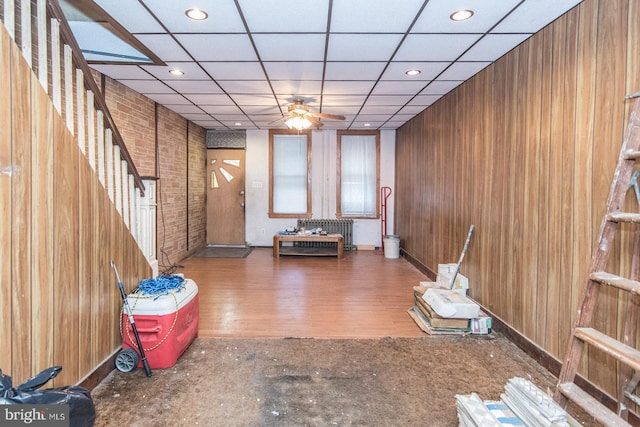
(383, 235), (400, 259)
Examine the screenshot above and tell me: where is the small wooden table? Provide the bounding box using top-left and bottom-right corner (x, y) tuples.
(273, 233), (344, 258)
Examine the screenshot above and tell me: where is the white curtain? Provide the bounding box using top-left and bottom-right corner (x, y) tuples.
(341, 135), (376, 216)
(273, 134), (307, 213)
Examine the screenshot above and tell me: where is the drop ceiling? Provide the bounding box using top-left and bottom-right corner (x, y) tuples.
(69, 0), (583, 130)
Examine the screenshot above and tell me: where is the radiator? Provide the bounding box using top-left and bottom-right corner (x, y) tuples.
(296, 219), (354, 251)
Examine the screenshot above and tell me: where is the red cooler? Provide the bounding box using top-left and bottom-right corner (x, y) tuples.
(121, 278), (199, 369)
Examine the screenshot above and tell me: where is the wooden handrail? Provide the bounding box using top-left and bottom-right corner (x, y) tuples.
(46, 0), (145, 196)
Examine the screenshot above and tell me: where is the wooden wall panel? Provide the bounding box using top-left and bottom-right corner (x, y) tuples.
(31, 73), (54, 375)
(52, 113), (80, 386)
(0, 19), (13, 373)
(11, 34), (32, 384)
(395, 0), (639, 398)
(0, 22), (152, 385)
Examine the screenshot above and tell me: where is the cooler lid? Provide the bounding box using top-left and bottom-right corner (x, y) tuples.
(125, 278), (198, 316)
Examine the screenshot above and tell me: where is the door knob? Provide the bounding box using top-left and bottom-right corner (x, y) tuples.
(240, 202), (245, 208)
(239, 191), (245, 195)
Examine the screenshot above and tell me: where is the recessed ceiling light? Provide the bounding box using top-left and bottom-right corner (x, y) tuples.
(234, 122), (242, 126)
(168, 69), (184, 76)
(406, 69), (421, 76)
(185, 8), (208, 20)
(364, 123), (371, 127)
(450, 9), (474, 21)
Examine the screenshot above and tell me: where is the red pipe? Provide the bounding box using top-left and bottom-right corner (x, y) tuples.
(380, 186), (392, 250)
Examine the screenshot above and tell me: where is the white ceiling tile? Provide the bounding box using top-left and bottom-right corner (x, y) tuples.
(365, 95), (415, 105)
(135, 35), (192, 62)
(398, 105), (428, 115)
(323, 81), (376, 95)
(412, 0), (523, 33)
(420, 80), (464, 95)
(237, 0), (329, 32)
(459, 34), (532, 62)
(320, 95), (368, 105)
(359, 105), (401, 115)
(185, 94), (237, 105)
(176, 34), (257, 62)
(192, 120), (224, 128)
(164, 105), (206, 115)
(438, 62), (491, 81)
(253, 34), (326, 61)
(271, 81), (323, 96)
(327, 34), (404, 61)
(144, 94), (191, 105)
(140, 0), (246, 33)
(395, 34), (480, 61)
(89, 64), (152, 80)
(165, 80), (223, 94)
(239, 106), (282, 115)
(264, 62), (324, 80)
(217, 80), (274, 94)
(118, 80), (174, 94)
(141, 62), (210, 80)
(406, 94), (443, 106)
(371, 80), (430, 95)
(94, 0), (164, 33)
(231, 94), (279, 106)
(201, 105), (244, 115)
(321, 106), (362, 115)
(382, 62), (450, 80)
(201, 62), (266, 80)
(331, 0), (425, 32)
(206, 114), (247, 121)
(325, 62), (387, 81)
(180, 113), (214, 121)
(493, 0), (583, 33)
(355, 114), (396, 121)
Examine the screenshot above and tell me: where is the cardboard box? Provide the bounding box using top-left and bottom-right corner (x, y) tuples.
(436, 263), (469, 294)
(422, 288), (480, 319)
(470, 311), (492, 334)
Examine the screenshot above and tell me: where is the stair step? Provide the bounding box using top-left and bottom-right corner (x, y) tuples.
(557, 383), (631, 427)
(575, 328), (640, 371)
(590, 272), (640, 294)
(623, 150), (640, 160)
(607, 212), (640, 223)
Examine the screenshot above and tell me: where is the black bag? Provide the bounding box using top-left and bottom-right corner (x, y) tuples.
(0, 366), (95, 427)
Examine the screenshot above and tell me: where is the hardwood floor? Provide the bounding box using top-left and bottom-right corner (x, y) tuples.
(180, 248), (429, 338)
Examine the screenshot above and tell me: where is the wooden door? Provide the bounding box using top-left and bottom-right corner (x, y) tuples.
(206, 149), (246, 245)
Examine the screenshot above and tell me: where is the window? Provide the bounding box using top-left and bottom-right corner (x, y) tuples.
(269, 129), (312, 218)
(337, 130), (380, 218)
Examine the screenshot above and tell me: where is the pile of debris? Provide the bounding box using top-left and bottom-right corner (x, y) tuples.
(456, 377), (575, 426)
(408, 263), (491, 335)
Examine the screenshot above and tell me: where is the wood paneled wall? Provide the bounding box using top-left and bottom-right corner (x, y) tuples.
(0, 25), (151, 386)
(395, 0), (640, 398)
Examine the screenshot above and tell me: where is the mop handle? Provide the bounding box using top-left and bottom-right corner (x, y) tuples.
(449, 225), (475, 290)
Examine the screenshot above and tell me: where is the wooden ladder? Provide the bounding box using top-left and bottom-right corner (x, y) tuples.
(553, 98), (640, 426)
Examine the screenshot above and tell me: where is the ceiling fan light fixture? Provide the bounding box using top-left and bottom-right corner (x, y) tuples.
(285, 114), (312, 131)
(185, 8), (208, 20)
(450, 9), (474, 21)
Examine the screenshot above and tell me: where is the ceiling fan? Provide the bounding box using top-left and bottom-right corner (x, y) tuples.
(282, 99), (345, 130)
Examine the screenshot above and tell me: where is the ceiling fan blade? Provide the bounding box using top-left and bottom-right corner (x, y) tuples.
(309, 112), (345, 121)
(306, 116), (324, 127)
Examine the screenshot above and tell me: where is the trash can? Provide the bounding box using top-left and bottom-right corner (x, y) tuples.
(383, 235), (400, 259)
